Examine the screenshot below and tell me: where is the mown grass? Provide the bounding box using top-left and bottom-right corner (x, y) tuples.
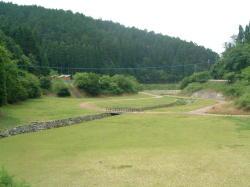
(0, 97), (98, 130)
(93, 95), (176, 108)
(153, 98), (216, 112)
(0, 93), (181, 130)
(0, 93), (166, 130)
(0, 114), (250, 186)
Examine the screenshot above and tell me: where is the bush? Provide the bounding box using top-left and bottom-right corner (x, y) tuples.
(5, 63), (29, 103)
(0, 168), (30, 187)
(52, 80), (71, 97)
(236, 93), (250, 110)
(73, 72), (100, 95)
(73, 72), (139, 96)
(57, 88), (71, 97)
(20, 72), (41, 98)
(183, 82), (203, 94)
(241, 66), (250, 82)
(180, 71), (211, 89)
(223, 72), (239, 83)
(224, 82), (246, 97)
(40, 76), (51, 90)
(112, 75), (139, 94)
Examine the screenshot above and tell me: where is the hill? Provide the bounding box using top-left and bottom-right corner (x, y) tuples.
(0, 2), (218, 83)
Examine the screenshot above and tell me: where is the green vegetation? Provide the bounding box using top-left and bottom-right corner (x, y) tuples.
(0, 2), (218, 83)
(0, 112), (250, 186)
(1, 2), (250, 186)
(0, 45), (41, 106)
(0, 168), (30, 187)
(180, 22), (250, 110)
(141, 83), (179, 90)
(39, 77), (51, 90)
(74, 73), (139, 96)
(52, 80), (71, 97)
(180, 71), (211, 89)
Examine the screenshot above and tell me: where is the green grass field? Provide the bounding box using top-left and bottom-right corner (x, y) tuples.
(93, 95), (176, 108)
(0, 93), (176, 130)
(1, 93), (250, 186)
(0, 93), (152, 130)
(0, 97), (97, 130)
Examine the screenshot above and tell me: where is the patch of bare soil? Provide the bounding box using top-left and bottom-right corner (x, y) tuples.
(192, 90), (225, 101)
(188, 101), (226, 115)
(207, 102), (250, 115)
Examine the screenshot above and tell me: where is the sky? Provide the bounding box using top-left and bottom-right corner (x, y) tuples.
(2, 0), (250, 54)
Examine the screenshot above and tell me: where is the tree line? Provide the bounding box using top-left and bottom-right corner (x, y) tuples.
(0, 2), (218, 83)
(181, 22), (250, 110)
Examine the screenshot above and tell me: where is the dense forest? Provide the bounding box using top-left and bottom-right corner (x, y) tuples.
(0, 2), (218, 83)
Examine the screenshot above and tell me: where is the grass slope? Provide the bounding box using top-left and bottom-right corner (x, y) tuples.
(0, 97), (98, 130)
(0, 113), (250, 186)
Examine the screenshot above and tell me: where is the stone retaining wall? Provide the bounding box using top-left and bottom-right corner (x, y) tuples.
(0, 113), (112, 138)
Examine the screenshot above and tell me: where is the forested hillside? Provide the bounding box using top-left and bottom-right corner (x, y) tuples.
(0, 2), (218, 83)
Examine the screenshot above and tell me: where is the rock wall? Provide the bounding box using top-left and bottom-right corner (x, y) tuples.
(0, 113), (112, 138)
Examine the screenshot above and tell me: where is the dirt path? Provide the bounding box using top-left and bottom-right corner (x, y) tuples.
(188, 100), (226, 115)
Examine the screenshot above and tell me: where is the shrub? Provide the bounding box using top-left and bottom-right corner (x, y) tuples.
(183, 82), (203, 94)
(52, 80), (71, 97)
(73, 72), (100, 95)
(236, 93), (250, 110)
(73, 72), (139, 96)
(223, 72), (238, 83)
(112, 75), (139, 94)
(180, 71), (211, 89)
(20, 72), (41, 98)
(98, 75), (113, 94)
(5, 63), (29, 103)
(241, 66), (250, 82)
(223, 82), (245, 97)
(57, 88), (71, 97)
(40, 76), (52, 90)
(0, 168), (30, 187)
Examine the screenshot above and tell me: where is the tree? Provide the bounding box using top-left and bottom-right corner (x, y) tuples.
(0, 46), (8, 105)
(237, 25), (245, 43)
(245, 24), (250, 43)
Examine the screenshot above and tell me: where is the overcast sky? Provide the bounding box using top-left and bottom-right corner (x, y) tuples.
(2, 0), (250, 53)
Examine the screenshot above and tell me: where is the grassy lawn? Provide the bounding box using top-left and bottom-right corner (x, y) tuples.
(153, 98), (217, 112)
(0, 93), (176, 130)
(0, 97), (98, 130)
(0, 113), (250, 186)
(93, 95), (176, 108)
